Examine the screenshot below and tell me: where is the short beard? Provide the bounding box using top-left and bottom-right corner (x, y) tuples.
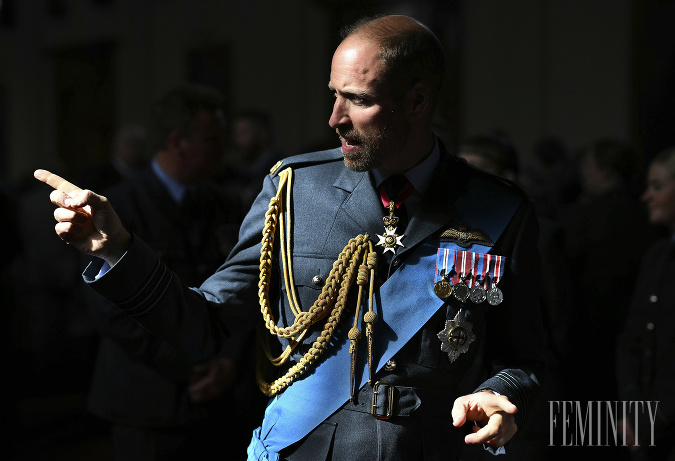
(341, 127), (388, 172)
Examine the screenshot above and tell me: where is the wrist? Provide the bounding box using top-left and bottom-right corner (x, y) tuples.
(478, 388), (500, 395)
(103, 230), (132, 266)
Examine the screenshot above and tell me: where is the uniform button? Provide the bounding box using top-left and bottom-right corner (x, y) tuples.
(392, 258), (401, 267)
(646, 322), (655, 331)
(649, 295), (658, 303)
(384, 359), (396, 371)
(312, 275), (323, 286)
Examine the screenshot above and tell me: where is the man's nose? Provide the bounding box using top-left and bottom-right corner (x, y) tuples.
(328, 98), (349, 129)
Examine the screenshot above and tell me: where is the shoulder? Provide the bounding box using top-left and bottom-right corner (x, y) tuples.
(268, 148), (344, 177)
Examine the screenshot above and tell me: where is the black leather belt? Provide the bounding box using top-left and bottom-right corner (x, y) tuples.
(345, 381), (421, 420)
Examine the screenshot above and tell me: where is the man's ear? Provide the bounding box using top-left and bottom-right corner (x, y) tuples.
(166, 131), (188, 159)
(406, 82), (432, 119)
(166, 131), (182, 151)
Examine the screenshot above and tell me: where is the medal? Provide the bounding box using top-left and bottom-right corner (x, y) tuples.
(469, 280), (487, 304)
(376, 177), (413, 255)
(452, 250), (474, 303)
(376, 201), (405, 254)
(437, 309), (476, 362)
(484, 254), (505, 306)
(434, 251), (454, 300)
(487, 283), (503, 305)
(470, 255), (490, 304)
(452, 278), (470, 302)
(434, 262), (455, 299)
(434, 277), (453, 299)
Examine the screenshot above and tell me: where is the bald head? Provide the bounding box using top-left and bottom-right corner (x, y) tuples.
(341, 15), (446, 101)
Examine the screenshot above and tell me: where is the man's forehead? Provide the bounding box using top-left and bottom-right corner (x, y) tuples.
(332, 37), (382, 71)
(329, 43), (387, 90)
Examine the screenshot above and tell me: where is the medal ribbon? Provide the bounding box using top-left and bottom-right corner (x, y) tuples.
(468, 252), (478, 287)
(480, 253), (490, 287)
(436, 250), (507, 289)
(437, 249), (491, 286)
(492, 255), (504, 284)
(483, 254), (506, 287)
(453, 250), (474, 285)
(379, 180), (414, 209)
(435, 248), (452, 283)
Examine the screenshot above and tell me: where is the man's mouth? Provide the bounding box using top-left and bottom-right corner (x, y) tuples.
(339, 132), (361, 154)
(341, 138), (360, 154)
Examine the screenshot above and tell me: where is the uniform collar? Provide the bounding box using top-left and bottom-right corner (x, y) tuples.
(372, 137), (440, 195)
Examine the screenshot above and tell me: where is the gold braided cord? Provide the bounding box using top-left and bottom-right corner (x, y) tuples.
(364, 251), (378, 385)
(256, 167), (377, 397)
(278, 169), (303, 316)
(348, 259), (376, 400)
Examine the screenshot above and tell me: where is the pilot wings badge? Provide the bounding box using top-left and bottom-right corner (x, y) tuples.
(438, 224), (493, 249)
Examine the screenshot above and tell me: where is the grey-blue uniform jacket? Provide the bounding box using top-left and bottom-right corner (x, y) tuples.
(84, 144), (547, 460)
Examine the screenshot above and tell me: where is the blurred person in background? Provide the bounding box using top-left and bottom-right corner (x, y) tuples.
(221, 110), (286, 212)
(557, 138), (658, 405)
(617, 147), (675, 461)
(519, 136), (579, 221)
(83, 83), (261, 460)
(78, 123), (149, 192)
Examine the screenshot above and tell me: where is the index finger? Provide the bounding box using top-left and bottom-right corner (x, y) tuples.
(34, 169), (83, 195)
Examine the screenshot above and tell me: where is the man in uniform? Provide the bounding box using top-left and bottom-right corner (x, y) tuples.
(36, 14), (546, 461)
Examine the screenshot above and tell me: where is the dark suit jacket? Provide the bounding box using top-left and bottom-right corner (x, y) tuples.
(558, 187), (657, 402)
(86, 145), (547, 460)
(617, 237), (675, 455)
(84, 166), (262, 454)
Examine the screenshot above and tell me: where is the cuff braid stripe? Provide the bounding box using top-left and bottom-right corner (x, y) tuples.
(117, 261), (174, 316)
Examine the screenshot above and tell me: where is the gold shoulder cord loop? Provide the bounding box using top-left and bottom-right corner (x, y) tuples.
(256, 167), (378, 398)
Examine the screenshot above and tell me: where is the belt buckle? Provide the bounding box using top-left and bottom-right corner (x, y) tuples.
(371, 381), (394, 420)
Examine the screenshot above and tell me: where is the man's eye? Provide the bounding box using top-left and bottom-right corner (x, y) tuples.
(351, 96), (369, 106)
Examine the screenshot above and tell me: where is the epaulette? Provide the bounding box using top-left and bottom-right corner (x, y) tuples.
(269, 148), (343, 177)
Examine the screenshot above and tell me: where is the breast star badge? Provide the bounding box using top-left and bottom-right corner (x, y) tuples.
(437, 309), (476, 362)
(376, 227), (404, 254)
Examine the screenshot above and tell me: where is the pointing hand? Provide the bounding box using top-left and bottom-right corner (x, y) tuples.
(34, 169), (131, 266)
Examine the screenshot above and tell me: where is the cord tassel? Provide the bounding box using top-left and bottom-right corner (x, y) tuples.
(348, 329), (360, 401)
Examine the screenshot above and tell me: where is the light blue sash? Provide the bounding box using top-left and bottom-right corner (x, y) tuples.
(247, 181), (522, 461)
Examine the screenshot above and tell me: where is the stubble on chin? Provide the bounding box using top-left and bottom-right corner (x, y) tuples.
(342, 150), (377, 172)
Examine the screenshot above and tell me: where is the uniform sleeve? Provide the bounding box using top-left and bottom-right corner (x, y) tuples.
(83, 173), (280, 364)
(473, 199), (547, 430)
